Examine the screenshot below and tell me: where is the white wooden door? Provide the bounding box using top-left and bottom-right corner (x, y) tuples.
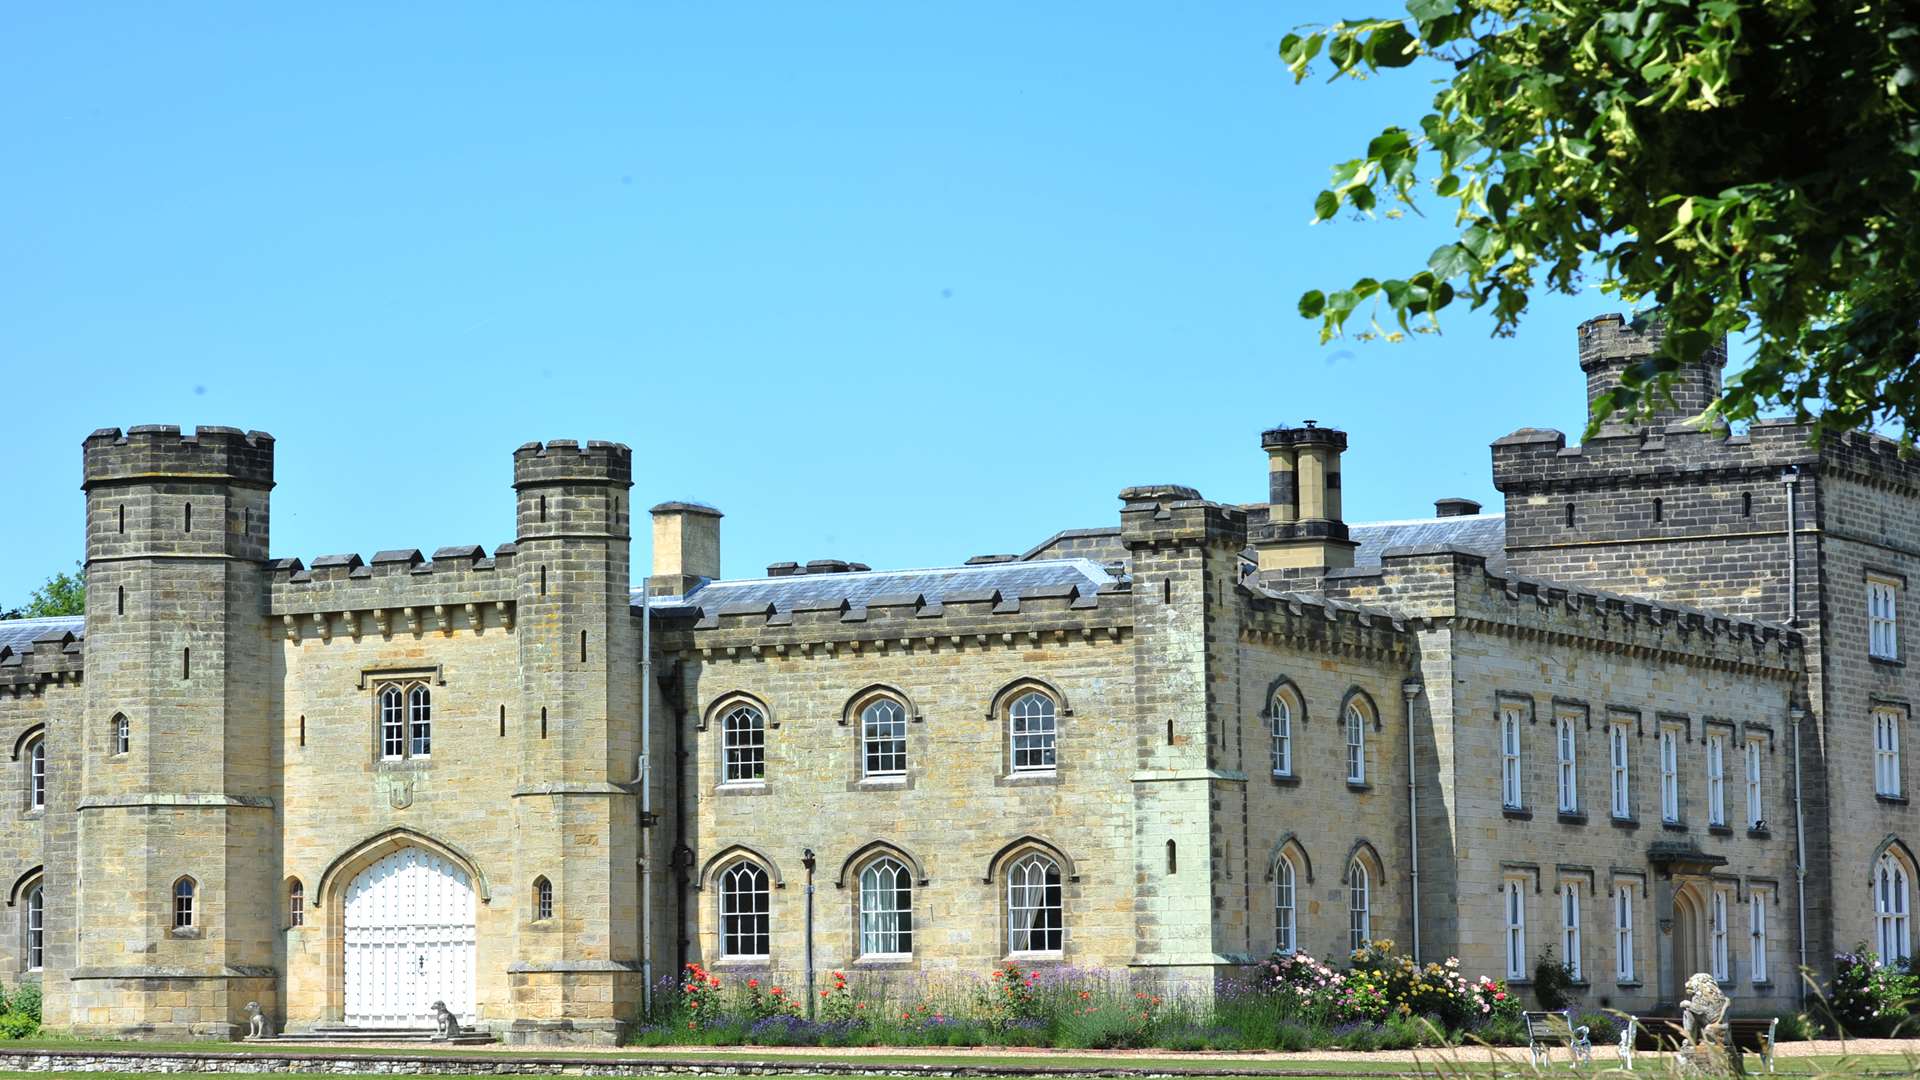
(343, 847), (476, 1027)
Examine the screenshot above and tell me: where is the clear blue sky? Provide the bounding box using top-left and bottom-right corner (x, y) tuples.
(1, 3), (1635, 606)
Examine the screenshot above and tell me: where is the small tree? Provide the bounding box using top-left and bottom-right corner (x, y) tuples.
(13, 564), (84, 619)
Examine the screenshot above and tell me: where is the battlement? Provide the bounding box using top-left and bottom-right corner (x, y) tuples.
(266, 543), (517, 638)
(1117, 485), (1249, 549)
(1575, 313), (1726, 432)
(1326, 545), (1802, 674)
(511, 440), (633, 488)
(1491, 418), (1817, 494)
(81, 425), (275, 489)
(0, 625), (85, 694)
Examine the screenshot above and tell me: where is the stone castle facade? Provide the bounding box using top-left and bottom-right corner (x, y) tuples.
(0, 314), (1912, 1041)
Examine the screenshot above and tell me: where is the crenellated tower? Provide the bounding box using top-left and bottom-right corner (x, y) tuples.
(508, 440), (642, 1043)
(69, 425), (278, 1038)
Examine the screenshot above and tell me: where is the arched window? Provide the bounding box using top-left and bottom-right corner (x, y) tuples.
(286, 879), (304, 928)
(1347, 860), (1371, 952)
(1500, 706), (1524, 809)
(1878, 853), (1912, 963)
(24, 885), (43, 972)
(1010, 692), (1058, 773)
(379, 686), (405, 760)
(1344, 701), (1367, 784)
(111, 714), (130, 757)
(26, 737), (44, 811)
(1007, 852), (1063, 953)
(721, 705), (767, 783)
(861, 698), (907, 778)
(1556, 715), (1578, 813)
(408, 686), (432, 757)
(718, 862), (770, 957)
(1504, 879), (1527, 979)
(857, 857), (912, 957)
(533, 876), (553, 922)
(173, 878), (196, 929)
(1271, 689), (1295, 777)
(1275, 853), (1297, 955)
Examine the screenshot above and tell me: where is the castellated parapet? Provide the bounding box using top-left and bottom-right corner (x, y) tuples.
(1577, 313), (1727, 432)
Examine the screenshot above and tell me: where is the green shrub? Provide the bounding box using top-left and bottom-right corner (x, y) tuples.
(1778, 1012), (1823, 1041)
(0, 1012), (38, 1040)
(1532, 946), (1577, 1010)
(6, 983), (36, 1025)
(1575, 1010), (1620, 1047)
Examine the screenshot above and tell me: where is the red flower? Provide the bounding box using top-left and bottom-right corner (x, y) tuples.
(747, 977), (759, 989)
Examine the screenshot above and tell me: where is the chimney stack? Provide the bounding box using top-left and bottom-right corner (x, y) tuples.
(1434, 497), (1482, 518)
(649, 501), (722, 597)
(1252, 422), (1356, 573)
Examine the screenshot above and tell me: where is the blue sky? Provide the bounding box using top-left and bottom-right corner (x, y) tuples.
(2, 3), (1635, 605)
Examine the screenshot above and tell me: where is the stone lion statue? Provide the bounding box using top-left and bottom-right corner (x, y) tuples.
(244, 1000), (273, 1039)
(430, 1000), (460, 1041)
(1680, 972), (1730, 1051)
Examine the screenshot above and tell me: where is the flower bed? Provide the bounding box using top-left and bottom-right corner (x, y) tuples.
(628, 941), (1526, 1051)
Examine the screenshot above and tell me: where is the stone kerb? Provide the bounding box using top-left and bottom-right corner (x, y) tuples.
(81, 425), (275, 489)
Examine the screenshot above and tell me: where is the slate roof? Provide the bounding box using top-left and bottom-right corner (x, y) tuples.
(0, 616), (84, 653)
(1349, 513), (1507, 574)
(643, 558), (1119, 615)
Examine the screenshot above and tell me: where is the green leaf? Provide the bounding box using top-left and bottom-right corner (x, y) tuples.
(1367, 22), (1418, 68)
(1313, 190), (1340, 221)
(1427, 242), (1479, 281)
(1435, 174), (1460, 197)
(1298, 290), (1327, 318)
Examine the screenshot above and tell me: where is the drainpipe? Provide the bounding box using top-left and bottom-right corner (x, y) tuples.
(1403, 678), (1424, 964)
(1791, 704), (1809, 1008)
(1783, 468), (1800, 626)
(640, 577), (653, 1014)
(802, 849), (818, 1018)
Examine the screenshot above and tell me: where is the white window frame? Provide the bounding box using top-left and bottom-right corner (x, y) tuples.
(1556, 715), (1579, 813)
(27, 738), (44, 812)
(1009, 692), (1058, 774)
(1876, 708), (1903, 798)
(24, 884), (42, 972)
(720, 704), (767, 784)
(1878, 853), (1912, 964)
(1561, 884), (1582, 981)
(1500, 708), (1524, 809)
(1504, 879), (1527, 980)
(173, 877), (196, 930)
(287, 879), (304, 929)
(1615, 882), (1635, 983)
(718, 861), (771, 958)
(1610, 722), (1632, 819)
(1745, 737), (1764, 828)
(1345, 702), (1368, 785)
(1275, 853), (1297, 955)
(379, 686), (405, 761)
(860, 698), (908, 779)
(1706, 732), (1727, 826)
(1006, 852), (1063, 954)
(1750, 891), (1769, 984)
(112, 714), (130, 757)
(408, 685), (432, 758)
(1347, 861), (1371, 952)
(858, 857), (913, 958)
(1870, 575), (1900, 660)
(1710, 889), (1730, 982)
(1660, 728), (1680, 823)
(1271, 693), (1293, 778)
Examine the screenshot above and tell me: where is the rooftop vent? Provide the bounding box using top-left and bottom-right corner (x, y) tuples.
(1435, 497), (1483, 518)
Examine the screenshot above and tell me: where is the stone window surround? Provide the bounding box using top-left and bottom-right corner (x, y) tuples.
(1874, 698), (1910, 804)
(1867, 568), (1904, 664)
(370, 679), (433, 767)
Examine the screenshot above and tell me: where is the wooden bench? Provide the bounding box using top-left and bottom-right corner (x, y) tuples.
(1618, 1015), (1780, 1072)
(1522, 1009), (1592, 1069)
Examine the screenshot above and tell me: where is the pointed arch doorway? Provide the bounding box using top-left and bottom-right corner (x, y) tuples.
(1670, 885), (1704, 1005)
(342, 847), (476, 1026)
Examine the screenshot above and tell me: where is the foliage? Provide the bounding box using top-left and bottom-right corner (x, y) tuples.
(1349, 939), (1485, 1028)
(1532, 946), (1577, 1010)
(0, 983), (39, 1040)
(10, 565), (84, 620)
(740, 976), (800, 1022)
(976, 962), (1043, 1029)
(1825, 949), (1920, 1036)
(678, 962), (722, 1030)
(1282, 1), (1920, 443)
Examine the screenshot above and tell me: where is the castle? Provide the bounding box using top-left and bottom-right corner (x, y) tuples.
(0, 314), (1911, 1042)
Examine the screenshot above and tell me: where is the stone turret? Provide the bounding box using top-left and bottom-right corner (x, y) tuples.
(1579, 313), (1728, 434)
(1251, 422), (1357, 573)
(507, 439), (641, 1043)
(71, 425), (278, 1038)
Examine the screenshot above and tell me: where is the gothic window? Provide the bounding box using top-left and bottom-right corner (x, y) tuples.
(721, 704), (767, 784)
(1500, 708), (1524, 809)
(719, 862), (770, 958)
(1745, 738), (1765, 828)
(1561, 883), (1582, 981)
(376, 683), (431, 761)
(1710, 889), (1730, 981)
(533, 876), (553, 922)
(1706, 733), (1727, 826)
(111, 714), (130, 757)
(26, 737), (44, 812)
(1750, 891), (1770, 983)
(1274, 853), (1297, 956)
(1345, 700), (1369, 785)
(860, 698), (908, 779)
(1615, 882), (1635, 983)
(1347, 860), (1371, 952)
(24, 884), (42, 972)
(1009, 692), (1058, 773)
(1610, 722), (1632, 819)
(1878, 853), (1912, 964)
(1876, 708), (1903, 798)
(857, 857), (912, 957)
(1504, 879), (1527, 979)
(286, 879), (304, 929)
(1660, 727), (1681, 822)
(1271, 685), (1300, 777)
(1870, 576), (1900, 660)
(1007, 852), (1063, 954)
(173, 877), (196, 930)
(1556, 715), (1578, 813)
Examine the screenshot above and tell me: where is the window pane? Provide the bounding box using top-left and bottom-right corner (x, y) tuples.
(409, 686), (432, 757)
(722, 706), (767, 783)
(861, 700), (908, 777)
(1007, 854), (1062, 952)
(859, 858), (912, 956)
(1010, 693), (1057, 772)
(720, 864), (770, 957)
